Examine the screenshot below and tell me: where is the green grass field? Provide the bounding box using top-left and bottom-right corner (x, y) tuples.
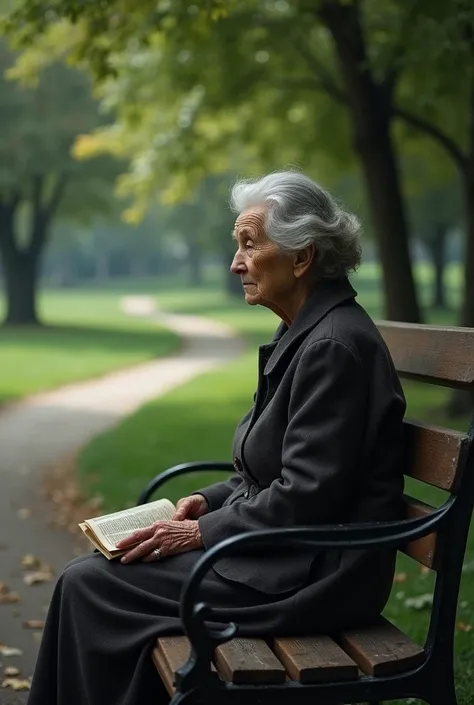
(0, 290), (179, 404)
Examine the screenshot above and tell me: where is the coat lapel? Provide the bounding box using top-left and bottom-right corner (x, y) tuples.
(264, 277), (357, 376)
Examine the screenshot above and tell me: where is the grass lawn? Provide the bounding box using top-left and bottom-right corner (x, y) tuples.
(0, 290), (179, 405)
(72, 264), (472, 704)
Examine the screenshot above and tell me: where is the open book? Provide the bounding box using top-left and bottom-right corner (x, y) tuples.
(79, 498), (176, 560)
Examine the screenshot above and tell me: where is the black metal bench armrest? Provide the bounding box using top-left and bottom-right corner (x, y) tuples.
(174, 497), (454, 693)
(136, 461), (234, 505)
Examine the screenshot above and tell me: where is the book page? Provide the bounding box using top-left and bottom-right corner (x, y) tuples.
(79, 523), (114, 557)
(85, 498), (175, 552)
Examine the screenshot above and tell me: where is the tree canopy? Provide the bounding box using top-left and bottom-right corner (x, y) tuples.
(4, 0), (473, 322)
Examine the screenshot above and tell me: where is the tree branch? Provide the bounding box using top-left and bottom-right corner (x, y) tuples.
(32, 174), (44, 218)
(29, 173), (69, 257)
(43, 172), (69, 224)
(394, 107), (467, 171)
(0, 192), (21, 258)
(287, 34), (347, 104)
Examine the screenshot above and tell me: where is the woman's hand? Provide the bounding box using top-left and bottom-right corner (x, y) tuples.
(172, 494), (209, 521)
(116, 520), (203, 564)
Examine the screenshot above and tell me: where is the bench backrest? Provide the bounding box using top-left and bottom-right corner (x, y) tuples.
(376, 321), (474, 650)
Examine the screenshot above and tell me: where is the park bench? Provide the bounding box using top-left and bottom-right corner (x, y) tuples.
(137, 321), (474, 705)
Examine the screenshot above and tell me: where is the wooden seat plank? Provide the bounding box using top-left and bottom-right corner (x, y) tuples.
(402, 495), (439, 570)
(403, 420), (470, 491)
(273, 635), (358, 683)
(153, 636), (217, 695)
(215, 638), (286, 684)
(377, 322), (474, 389)
(340, 617), (425, 676)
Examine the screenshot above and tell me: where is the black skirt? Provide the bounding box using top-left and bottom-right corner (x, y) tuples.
(27, 551), (297, 705)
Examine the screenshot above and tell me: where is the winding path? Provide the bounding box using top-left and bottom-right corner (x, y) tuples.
(0, 297), (243, 702)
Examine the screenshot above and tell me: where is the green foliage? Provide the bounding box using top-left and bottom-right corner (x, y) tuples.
(6, 0), (471, 220)
(0, 40), (117, 211)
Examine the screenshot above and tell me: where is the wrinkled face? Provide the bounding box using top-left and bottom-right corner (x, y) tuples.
(230, 207), (296, 309)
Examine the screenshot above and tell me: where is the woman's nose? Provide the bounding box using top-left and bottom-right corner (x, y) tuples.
(230, 250), (246, 274)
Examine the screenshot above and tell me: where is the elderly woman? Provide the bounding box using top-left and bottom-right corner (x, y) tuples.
(28, 171), (405, 705)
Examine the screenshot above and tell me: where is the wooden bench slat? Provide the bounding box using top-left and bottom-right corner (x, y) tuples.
(152, 645), (175, 696)
(377, 321), (474, 389)
(402, 495), (439, 570)
(154, 637), (217, 695)
(403, 420), (470, 491)
(215, 638), (286, 684)
(273, 635), (358, 683)
(340, 617), (425, 676)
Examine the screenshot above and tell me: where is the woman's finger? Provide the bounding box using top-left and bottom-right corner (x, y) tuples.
(120, 536), (160, 564)
(116, 525), (155, 549)
(172, 503), (190, 521)
(142, 549), (165, 563)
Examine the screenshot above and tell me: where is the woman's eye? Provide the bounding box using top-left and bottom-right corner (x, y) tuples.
(246, 242), (254, 251)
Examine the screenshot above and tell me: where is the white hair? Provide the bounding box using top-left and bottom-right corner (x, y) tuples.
(230, 170), (361, 278)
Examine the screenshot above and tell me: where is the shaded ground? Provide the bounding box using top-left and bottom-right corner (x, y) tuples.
(0, 297), (242, 700)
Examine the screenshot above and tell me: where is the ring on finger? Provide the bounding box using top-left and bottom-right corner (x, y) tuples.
(153, 548), (162, 561)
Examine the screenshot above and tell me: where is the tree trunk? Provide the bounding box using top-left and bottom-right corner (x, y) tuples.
(0, 199), (41, 326)
(447, 168), (474, 418)
(2, 248), (41, 325)
(461, 170), (474, 328)
(320, 1), (421, 323)
(424, 225), (448, 309)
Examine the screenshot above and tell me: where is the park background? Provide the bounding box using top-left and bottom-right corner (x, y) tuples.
(0, 1), (473, 703)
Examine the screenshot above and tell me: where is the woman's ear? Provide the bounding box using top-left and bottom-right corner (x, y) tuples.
(293, 244), (316, 278)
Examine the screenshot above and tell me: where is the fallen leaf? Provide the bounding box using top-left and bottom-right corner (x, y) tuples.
(17, 508), (31, 520)
(20, 554), (41, 569)
(2, 677), (31, 691)
(0, 591), (21, 604)
(404, 593), (433, 610)
(23, 569), (54, 586)
(394, 572), (407, 583)
(0, 582), (9, 594)
(0, 645), (23, 657)
(456, 621), (472, 632)
(23, 620), (45, 630)
(3, 667), (20, 677)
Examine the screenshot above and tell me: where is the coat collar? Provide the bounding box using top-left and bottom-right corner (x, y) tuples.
(262, 277), (357, 376)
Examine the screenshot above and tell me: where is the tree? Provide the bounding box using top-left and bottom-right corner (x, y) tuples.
(6, 1), (472, 325)
(0, 41), (117, 324)
(409, 177), (462, 310)
(3, 0), (423, 322)
(387, 1), (474, 327)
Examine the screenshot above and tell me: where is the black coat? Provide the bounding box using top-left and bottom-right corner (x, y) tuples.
(197, 277), (405, 627)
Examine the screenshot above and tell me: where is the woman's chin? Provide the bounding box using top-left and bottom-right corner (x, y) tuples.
(244, 290), (261, 306)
